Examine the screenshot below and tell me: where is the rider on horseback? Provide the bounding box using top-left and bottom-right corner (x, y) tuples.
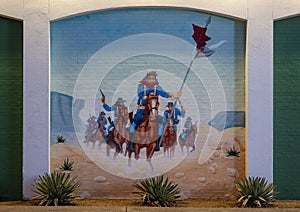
(163, 101), (185, 136)
(128, 71), (181, 152)
(97, 111), (107, 133)
(101, 97), (128, 142)
(96, 111), (108, 141)
(179, 116), (192, 142)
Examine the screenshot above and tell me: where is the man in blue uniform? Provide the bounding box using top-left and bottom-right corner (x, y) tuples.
(163, 101), (185, 134)
(179, 116), (193, 141)
(128, 71), (181, 152)
(97, 111), (107, 134)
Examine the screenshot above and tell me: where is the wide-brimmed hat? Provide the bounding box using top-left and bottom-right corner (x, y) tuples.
(166, 102), (174, 107)
(186, 116), (192, 120)
(100, 111), (106, 115)
(117, 97), (126, 103)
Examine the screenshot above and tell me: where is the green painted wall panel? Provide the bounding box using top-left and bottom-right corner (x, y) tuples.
(0, 16), (23, 201)
(274, 16), (300, 200)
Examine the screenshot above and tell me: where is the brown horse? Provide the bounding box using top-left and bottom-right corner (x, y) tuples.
(162, 121), (177, 158)
(179, 122), (198, 155)
(85, 115), (97, 147)
(113, 104), (130, 155)
(128, 94), (160, 170)
(90, 118), (107, 148)
(106, 105), (130, 158)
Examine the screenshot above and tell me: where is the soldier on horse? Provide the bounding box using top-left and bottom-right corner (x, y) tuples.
(179, 116), (193, 142)
(163, 101), (185, 134)
(100, 96), (130, 155)
(101, 97), (128, 136)
(128, 71), (181, 152)
(96, 111), (107, 138)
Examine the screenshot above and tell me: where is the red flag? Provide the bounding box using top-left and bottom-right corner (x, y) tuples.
(192, 24), (211, 51)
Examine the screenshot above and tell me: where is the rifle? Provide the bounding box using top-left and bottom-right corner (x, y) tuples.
(100, 89), (106, 103)
(99, 89), (105, 97)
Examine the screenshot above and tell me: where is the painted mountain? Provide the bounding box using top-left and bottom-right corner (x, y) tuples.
(50, 91), (85, 144)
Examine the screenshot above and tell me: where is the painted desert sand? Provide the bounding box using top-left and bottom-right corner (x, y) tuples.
(51, 124), (245, 199)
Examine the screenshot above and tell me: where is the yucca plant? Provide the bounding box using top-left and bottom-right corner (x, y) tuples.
(235, 176), (276, 208)
(226, 145), (240, 157)
(56, 135), (67, 143)
(34, 172), (79, 206)
(133, 175), (181, 207)
(59, 158), (74, 171)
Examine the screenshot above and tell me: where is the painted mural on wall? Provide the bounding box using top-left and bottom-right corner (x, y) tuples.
(50, 7), (246, 199)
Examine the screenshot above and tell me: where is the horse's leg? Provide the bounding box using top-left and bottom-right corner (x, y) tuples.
(146, 143), (156, 162)
(86, 132), (91, 146)
(171, 143), (175, 158)
(190, 143), (196, 152)
(113, 150), (118, 160)
(134, 143), (140, 160)
(178, 137), (183, 155)
(190, 134), (196, 152)
(186, 144), (190, 155)
(127, 152), (132, 167)
(96, 131), (104, 148)
(106, 144), (110, 158)
(91, 132), (96, 148)
(119, 138), (125, 154)
(124, 147), (128, 157)
(163, 145), (167, 158)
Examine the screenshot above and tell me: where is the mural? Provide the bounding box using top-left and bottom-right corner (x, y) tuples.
(50, 7), (246, 199)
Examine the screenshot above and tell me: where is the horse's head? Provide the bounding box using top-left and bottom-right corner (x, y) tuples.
(147, 94), (159, 120)
(191, 121), (198, 133)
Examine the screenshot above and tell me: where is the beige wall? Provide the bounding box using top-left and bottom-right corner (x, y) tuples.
(1, 0), (300, 198)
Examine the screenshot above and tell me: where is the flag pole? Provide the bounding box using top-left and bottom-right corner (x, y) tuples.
(178, 16), (211, 94)
(159, 16), (212, 146)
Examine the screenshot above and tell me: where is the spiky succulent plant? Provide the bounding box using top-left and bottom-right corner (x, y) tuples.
(235, 176), (276, 208)
(59, 158), (74, 171)
(226, 145), (240, 157)
(133, 175), (181, 207)
(34, 172), (79, 206)
(56, 135), (67, 143)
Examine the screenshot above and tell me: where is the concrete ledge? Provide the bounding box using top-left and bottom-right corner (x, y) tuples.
(0, 206), (299, 212)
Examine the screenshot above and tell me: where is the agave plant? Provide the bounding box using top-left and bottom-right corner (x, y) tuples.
(133, 175), (181, 207)
(56, 135), (67, 143)
(59, 158), (74, 171)
(34, 172), (79, 206)
(235, 176), (276, 208)
(226, 145), (240, 157)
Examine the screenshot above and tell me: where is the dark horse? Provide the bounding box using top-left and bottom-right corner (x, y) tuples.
(178, 122), (198, 155)
(106, 105), (130, 159)
(92, 116), (107, 148)
(128, 94), (160, 171)
(162, 120), (177, 158)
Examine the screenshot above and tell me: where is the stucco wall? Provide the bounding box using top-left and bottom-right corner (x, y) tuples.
(1, 0), (300, 199)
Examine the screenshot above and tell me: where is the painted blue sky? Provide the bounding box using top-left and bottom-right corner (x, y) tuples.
(51, 7), (245, 98)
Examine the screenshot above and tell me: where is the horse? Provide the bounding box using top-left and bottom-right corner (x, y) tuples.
(178, 122), (198, 155)
(85, 114), (107, 148)
(105, 105), (130, 159)
(128, 94), (160, 171)
(162, 120), (177, 158)
(85, 115), (97, 147)
(113, 104), (130, 155)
